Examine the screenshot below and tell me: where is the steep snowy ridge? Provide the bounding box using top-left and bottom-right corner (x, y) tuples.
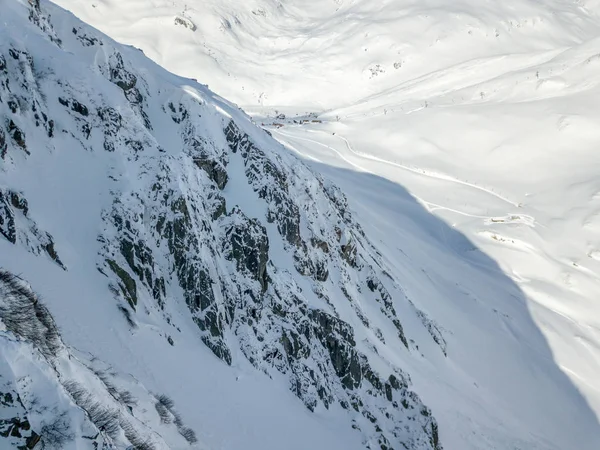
(0, 1), (441, 449)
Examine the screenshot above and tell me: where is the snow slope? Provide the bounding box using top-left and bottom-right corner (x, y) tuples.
(1, 1), (440, 449)
(49, 0), (600, 109)
(3, 0), (600, 449)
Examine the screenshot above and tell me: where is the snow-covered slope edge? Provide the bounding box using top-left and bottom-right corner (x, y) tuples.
(0, 1), (441, 449)
(0, 270), (200, 450)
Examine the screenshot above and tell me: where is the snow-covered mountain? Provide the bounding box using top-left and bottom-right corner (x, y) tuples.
(47, 0), (600, 109)
(2, 0), (600, 449)
(1, 1), (440, 449)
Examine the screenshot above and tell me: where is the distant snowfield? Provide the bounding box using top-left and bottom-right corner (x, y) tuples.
(47, 0), (600, 447)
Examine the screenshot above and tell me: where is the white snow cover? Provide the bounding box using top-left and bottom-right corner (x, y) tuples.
(3, 0), (600, 449)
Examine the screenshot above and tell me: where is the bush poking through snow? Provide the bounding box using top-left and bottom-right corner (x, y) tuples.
(155, 394), (174, 410)
(154, 400), (172, 424)
(93, 369), (137, 407)
(154, 393), (198, 443)
(118, 389), (138, 408)
(39, 411), (74, 449)
(179, 427), (198, 444)
(0, 270), (62, 359)
(154, 394), (175, 424)
(63, 380), (156, 448)
(94, 369), (119, 398)
(172, 411), (184, 428)
(84, 402), (120, 437)
(117, 304), (136, 328)
(62, 380), (121, 438)
(174, 16), (196, 31)
(121, 420), (157, 450)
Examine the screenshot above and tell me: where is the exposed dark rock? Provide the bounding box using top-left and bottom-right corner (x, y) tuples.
(174, 16), (197, 31)
(0, 412), (40, 449)
(7, 120), (27, 153)
(311, 237), (330, 253)
(72, 26), (102, 47)
(7, 99), (18, 114)
(0, 191), (17, 243)
(97, 106), (122, 132)
(0, 190), (65, 269)
(124, 87), (143, 105)
(109, 52), (137, 91)
(415, 308), (447, 356)
(27, 0), (61, 45)
(339, 236), (358, 267)
(8, 49), (19, 60)
(105, 51), (151, 129)
(73, 100), (89, 116)
(225, 121), (302, 247)
(366, 276), (409, 348)
(58, 97), (89, 116)
(26, 431), (40, 449)
(309, 309), (362, 390)
(143, 180), (232, 365)
(107, 259), (138, 308)
(293, 251), (329, 282)
(166, 102), (189, 124)
(110, 207), (165, 307)
(208, 191), (227, 220)
(224, 208), (270, 292)
(97, 106), (123, 152)
(0, 128), (6, 159)
(43, 239), (62, 266)
(193, 156), (228, 190)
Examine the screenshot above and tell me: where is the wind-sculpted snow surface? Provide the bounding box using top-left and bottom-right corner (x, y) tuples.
(0, 1), (442, 449)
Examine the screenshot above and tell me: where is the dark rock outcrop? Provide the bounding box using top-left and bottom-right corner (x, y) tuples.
(0, 189), (65, 269)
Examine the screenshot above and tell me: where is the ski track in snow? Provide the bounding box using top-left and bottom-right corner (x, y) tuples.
(274, 127), (521, 222)
(332, 131), (521, 208)
(277, 126), (520, 208)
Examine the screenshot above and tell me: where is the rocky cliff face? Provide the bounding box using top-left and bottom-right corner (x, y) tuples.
(0, 1), (444, 449)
